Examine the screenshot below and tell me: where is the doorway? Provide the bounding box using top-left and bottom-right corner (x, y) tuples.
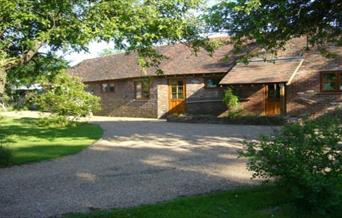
(265, 84), (283, 116)
(168, 79), (186, 114)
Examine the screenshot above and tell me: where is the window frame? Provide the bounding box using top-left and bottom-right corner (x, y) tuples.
(134, 80), (150, 100)
(204, 77), (221, 89)
(85, 85), (95, 94)
(267, 84), (281, 99)
(320, 71), (342, 93)
(169, 79), (185, 100)
(101, 82), (115, 93)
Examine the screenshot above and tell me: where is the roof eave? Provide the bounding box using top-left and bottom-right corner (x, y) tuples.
(220, 81), (289, 85)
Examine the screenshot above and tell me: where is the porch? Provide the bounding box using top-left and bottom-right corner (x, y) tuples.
(220, 57), (304, 116)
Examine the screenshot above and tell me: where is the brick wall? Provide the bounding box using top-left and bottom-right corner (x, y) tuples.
(158, 75), (226, 117)
(86, 78), (160, 118)
(185, 76), (226, 115)
(231, 84), (265, 115)
(86, 75), (227, 118)
(228, 47), (342, 118)
(157, 79), (168, 118)
(287, 48), (342, 118)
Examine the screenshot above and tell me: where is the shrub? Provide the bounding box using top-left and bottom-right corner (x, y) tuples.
(37, 115), (74, 127)
(241, 114), (342, 213)
(224, 115), (286, 125)
(0, 143), (12, 166)
(223, 88), (239, 113)
(34, 71), (101, 126)
(0, 115), (12, 167)
(167, 114), (287, 126)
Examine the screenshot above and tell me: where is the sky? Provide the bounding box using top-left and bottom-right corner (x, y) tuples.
(62, 0), (221, 66)
(62, 41), (115, 66)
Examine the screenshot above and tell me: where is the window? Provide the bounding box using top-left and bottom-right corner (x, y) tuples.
(321, 71), (342, 92)
(170, 80), (185, 99)
(85, 85), (95, 94)
(135, 81), (150, 99)
(267, 84), (280, 99)
(101, 83), (115, 93)
(205, 77), (221, 89)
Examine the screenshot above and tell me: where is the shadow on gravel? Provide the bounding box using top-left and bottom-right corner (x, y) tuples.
(0, 119), (276, 217)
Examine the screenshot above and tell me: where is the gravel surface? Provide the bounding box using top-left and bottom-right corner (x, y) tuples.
(0, 115), (277, 218)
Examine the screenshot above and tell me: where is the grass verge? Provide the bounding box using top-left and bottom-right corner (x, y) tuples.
(66, 184), (341, 218)
(0, 117), (103, 166)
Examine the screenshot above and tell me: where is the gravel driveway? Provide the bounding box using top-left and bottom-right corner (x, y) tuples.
(0, 116), (276, 218)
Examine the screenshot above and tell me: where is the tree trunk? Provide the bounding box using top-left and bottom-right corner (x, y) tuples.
(0, 41), (43, 94)
(0, 66), (6, 96)
(0, 66), (7, 111)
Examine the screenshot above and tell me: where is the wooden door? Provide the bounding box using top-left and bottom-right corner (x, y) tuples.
(265, 84), (281, 116)
(168, 79), (186, 114)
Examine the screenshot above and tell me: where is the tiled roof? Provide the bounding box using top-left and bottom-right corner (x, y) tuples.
(69, 37), (342, 84)
(69, 41), (235, 82)
(220, 58), (304, 84)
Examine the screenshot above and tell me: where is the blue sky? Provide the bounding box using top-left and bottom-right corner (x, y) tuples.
(63, 0), (221, 66)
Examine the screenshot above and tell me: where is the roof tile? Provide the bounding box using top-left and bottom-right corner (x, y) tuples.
(69, 42), (234, 82)
(220, 58), (303, 84)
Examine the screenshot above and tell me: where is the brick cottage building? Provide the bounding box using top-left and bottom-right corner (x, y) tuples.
(69, 37), (342, 118)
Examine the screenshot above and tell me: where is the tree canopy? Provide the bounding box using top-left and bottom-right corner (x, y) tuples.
(206, 0), (342, 52)
(0, 0), (204, 92)
(4, 0), (340, 93)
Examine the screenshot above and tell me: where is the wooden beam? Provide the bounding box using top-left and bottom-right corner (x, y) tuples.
(279, 83), (286, 114)
(287, 59), (304, 85)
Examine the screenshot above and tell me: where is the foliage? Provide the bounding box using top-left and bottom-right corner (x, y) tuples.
(167, 114), (286, 126)
(0, 116), (12, 167)
(222, 115), (286, 125)
(223, 88), (239, 112)
(0, 0), (204, 92)
(0, 51), (15, 95)
(325, 108), (342, 123)
(7, 54), (68, 87)
(98, 48), (121, 57)
(1, 117), (102, 166)
(0, 66), (5, 95)
(37, 115), (73, 128)
(241, 114), (342, 213)
(206, 0), (342, 54)
(0, 145), (12, 167)
(0, 92), (10, 110)
(34, 72), (101, 123)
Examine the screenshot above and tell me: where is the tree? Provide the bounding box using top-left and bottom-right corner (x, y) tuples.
(0, 51), (14, 109)
(206, 0), (342, 53)
(7, 54), (69, 87)
(0, 0), (204, 94)
(0, 55), (7, 95)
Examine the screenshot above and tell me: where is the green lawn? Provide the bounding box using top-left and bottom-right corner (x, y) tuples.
(0, 117), (103, 166)
(66, 185), (342, 218)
